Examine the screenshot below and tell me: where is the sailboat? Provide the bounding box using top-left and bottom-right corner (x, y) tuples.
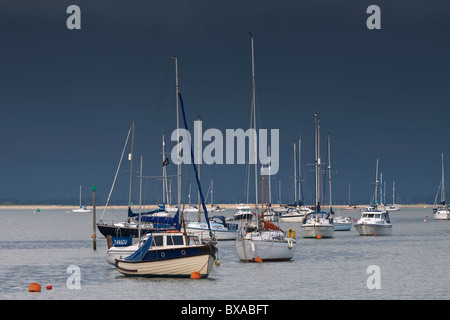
(342, 183), (359, 211)
(115, 57), (219, 278)
(72, 185), (91, 213)
(433, 153), (450, 220)
(326, 133), (352, 231)
(235, 33), (296, 262)
(354, 158), (392, 236)
(301, 113), (334, 238)
(280, 138), (312, 222)
(386, 181), (400, 212)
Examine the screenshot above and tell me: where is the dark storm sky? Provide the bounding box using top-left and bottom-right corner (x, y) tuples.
(0, 1), (449, 205)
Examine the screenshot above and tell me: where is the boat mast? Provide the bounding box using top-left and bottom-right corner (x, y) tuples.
(171, 56), (181, 216)
(314, 113), (319, 214)
(250, 33), (258, 215)
(441, 153), (445, 205)
(374, 158), (379, 207)
(293, 141), (297, 204)
(128, 120), (135, 208)
(298, 137), (302, 205)
(327, 133), (332, 211)
(249, 33), (259, 228)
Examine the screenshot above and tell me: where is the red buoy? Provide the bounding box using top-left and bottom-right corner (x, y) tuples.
(46, 284), (52, 290)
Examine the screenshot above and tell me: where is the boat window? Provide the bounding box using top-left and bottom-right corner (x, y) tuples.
(167, 235), (184, 246)
(152, 235), (163, 247)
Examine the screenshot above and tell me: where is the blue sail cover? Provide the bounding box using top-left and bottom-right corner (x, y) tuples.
(128, 207), (180, 230)
(128, 206), (166, 217)
(124, 235), (153, 261)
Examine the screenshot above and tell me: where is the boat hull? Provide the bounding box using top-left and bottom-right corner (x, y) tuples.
(279, 215), (305, 223)
(186, 227), (237, 240)
(334, 222), (352, 231)
(434, 210), (450, 220)
(97, 224), (173, 238)
(115, 245), (216, 278)
(354, 223), (392, 236)
(301, 224), (334, 238)
(235, 231), (295, 262)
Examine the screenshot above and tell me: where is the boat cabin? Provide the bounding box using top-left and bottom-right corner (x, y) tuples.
(150, 232), (200, 249)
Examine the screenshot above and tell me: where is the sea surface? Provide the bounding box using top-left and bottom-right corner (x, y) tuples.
(1, 207), (449, 300)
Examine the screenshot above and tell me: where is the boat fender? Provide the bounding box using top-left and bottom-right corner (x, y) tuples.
(287, 229), (296, 239)
(287, 238), (293, 249)
(215, 259), (221, 267)
(190, 271), (202, 279)
(250, 242), (256, 252)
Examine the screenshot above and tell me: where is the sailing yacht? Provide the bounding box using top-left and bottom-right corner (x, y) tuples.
(433, 153), (450, 220)
(386, 181), (400, 212)
(341, 183), (359, 211)
(326, 133), (351, 231)
(301, 113), (334, 238)
(354, 159), (392, 236)
(72, 185), (91, 213)
(115, 57), (219, 278)
(235, 33), (296, 262)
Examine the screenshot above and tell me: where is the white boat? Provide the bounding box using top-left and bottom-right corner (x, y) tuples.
(72, 185), (91, 213)
(342, 184), (359, 211)
(386, 181), (401, 212)
(354, 159), (392, 236)
(354, 206), (392, 236)
(235, 223), (296, 262)
(186, 216), (238, 240)
(301, 113), (334, 238)
(279, 207), (307, 222)
(333, 216), (352, 231)
(433, 153), (450, 220)
(234, 34), (296, 262)
(233, 204), (253, 220)
(115, 231), (217, 278)
(301, 212), (335, 238)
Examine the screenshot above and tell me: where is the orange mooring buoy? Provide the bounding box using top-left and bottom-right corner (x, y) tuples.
(28, 283), (41, 292)
(254, 256), (262, 263)
(316, 235), (322, 239)
(190, 271), (202, 279)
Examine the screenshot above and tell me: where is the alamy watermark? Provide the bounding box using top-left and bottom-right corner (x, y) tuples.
(170, 120), (279, 175)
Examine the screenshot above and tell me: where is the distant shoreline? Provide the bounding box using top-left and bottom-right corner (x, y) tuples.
(0, 204), (433, 210)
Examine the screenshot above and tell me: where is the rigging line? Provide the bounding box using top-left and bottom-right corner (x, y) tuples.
(100, 126), (132, 221)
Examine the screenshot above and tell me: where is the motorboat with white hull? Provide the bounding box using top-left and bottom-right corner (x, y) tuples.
(354, 158), (393, 236)
(186, 216), (238, 240)
(279, 207), (307, 223)
(333, 216), (352, 231)
(354, 207), (392, 236)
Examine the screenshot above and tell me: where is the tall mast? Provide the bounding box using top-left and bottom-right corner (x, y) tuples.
(314, 113), (319, 213)
(374, 158), (379, 206)
(327, 133), (332, 209)
(162, 132), (168, 204)
(128, 120), (135, 208)
(171, 56), (181, 214)
(442, 153), (445, 204)
(298, 137), (302, 205)
(293, 141), (297, 204)
(250, 32), (258, 216)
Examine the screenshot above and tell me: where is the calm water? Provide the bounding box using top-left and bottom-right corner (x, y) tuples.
(1, 207), (449, 300)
